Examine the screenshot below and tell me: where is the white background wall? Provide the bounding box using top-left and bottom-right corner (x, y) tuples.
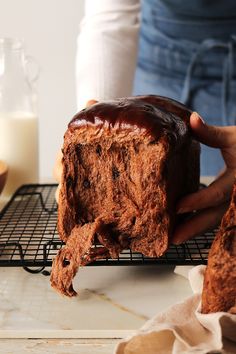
(0, 0), (85, 179)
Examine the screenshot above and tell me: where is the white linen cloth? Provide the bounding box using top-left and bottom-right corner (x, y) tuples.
(115, 265), (236, 354)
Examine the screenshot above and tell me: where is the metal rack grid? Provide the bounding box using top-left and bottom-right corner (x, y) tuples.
(0, 184), (215, 273)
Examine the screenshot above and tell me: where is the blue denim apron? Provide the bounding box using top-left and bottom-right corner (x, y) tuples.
(133, 0), (236, 176)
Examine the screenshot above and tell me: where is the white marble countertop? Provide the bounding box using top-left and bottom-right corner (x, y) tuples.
(0, 178), (213, 352)
(0, 265), (192, 337)
(0, 265), (193, 353)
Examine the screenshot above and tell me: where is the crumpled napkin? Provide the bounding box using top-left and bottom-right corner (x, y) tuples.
(115, 265), (236, 354)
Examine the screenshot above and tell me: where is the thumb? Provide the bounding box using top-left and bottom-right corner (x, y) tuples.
(86, 99), (98, 107)
(190, 112), (235, 149)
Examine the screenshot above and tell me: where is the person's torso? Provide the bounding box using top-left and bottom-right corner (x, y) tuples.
(142, 0), (236, 41)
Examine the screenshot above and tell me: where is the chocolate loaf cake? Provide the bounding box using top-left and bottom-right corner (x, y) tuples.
(202, 181), (236, 314)
(51, 95), (200, 296)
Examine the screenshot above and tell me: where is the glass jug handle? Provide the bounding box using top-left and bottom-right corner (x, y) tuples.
(25, 55), (40, 83)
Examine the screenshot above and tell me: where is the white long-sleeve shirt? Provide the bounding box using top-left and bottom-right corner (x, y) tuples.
(76, 0), (141, 110)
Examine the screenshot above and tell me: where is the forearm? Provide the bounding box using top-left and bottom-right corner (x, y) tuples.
(76, 0), (140, 110)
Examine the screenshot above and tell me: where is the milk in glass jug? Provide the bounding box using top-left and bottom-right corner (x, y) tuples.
(0, 38), (39, 197)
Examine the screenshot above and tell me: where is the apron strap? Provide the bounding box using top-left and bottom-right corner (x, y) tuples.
(181, 36), (236, 125)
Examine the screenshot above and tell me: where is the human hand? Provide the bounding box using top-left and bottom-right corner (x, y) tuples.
(172, 112), (236, 245)
(54, 100), (98, 202)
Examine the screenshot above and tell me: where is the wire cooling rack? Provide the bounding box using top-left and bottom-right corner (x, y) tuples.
(0, 184), (215, 273)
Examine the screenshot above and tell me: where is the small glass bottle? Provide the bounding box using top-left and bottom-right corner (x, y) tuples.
(0, 38), (39, 197)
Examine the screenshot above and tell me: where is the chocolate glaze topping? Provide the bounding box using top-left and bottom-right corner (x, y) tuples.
(69, 95), (192, 144)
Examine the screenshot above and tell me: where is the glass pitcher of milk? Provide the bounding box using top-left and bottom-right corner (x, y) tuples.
(0, 38), (39, 197)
